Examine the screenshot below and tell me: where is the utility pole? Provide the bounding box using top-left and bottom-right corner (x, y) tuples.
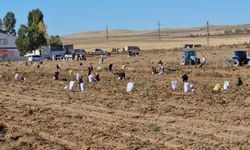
(106, 25), (109, 40)
(158, 21), (161, 41)
(206, 21), (210, 47)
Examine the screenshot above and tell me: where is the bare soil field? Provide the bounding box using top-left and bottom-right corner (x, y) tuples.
(0, 47), (250, 150)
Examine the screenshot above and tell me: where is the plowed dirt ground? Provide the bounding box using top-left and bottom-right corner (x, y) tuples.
(0, 47), (250, 150)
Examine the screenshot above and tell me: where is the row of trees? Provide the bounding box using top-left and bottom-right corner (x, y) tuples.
(0, 9), (62, 55)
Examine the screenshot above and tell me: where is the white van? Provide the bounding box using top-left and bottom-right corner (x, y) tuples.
(28, 55), (43, 62)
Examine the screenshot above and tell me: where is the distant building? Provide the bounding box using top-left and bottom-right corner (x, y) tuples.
(33, 45), (66, 59)
(25, 44), (75, 59)
(0, 30), (20, 61)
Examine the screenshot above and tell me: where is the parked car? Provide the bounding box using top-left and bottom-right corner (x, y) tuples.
(65, 49), (87, 60)
(126, 46), (140, 56)
(28, 55), (43, 62)
(182, 44), (202, 49)
(92, 48), (105, 55)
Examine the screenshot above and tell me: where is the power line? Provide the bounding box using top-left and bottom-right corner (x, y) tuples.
(206, 21), (210, 47)
(106, 25), (109, 40)
(158, 21), (161, 41)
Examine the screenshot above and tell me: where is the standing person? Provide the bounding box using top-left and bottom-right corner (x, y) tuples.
(87, 63), (94, 76)
(108, 62), (113, 72)
(54, 64), (61, 80)
(56, 64), (61, 71)
(89, 63), (94, 72)
(54, 70), (60, 80)
(99, 55), (104, 64)
(87, 67), (93, 76)
(182, 74), (188, 82)
(78, 76), (83, 89)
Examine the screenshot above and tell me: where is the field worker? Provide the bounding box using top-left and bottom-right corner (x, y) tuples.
(87, 67), (93, 76)
(76, 54), (80, 61)
(182, 74), (188, 82)
(152, 67), (157, 74)
(88, 73), (95, 83)
(19, 73), (26, 81)
(78, 76), (83, 89)
(89, 63), (94, 72)
(99, 55), (104, 64)
(235, 74), (243, 86)
(122, 64), (126, 70)
(37, 64), (40, 68)
(122, 62), (129, 70)
(199, 55), (207, 68)
(54, 70), (60, 80)
(158, 62), (164, 75)
(56, 64), (61, 71)
(95, 73), (101, 81)
(158, 60), (163, 65)
(69, 70), (73, 76)
(118, 70), (126, 80)
(108, 62), (113, 72)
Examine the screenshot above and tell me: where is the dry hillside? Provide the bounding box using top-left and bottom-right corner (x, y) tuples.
(62, 24), (250, 51)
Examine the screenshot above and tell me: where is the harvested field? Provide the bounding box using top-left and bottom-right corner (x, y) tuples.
(0, 47), (250, 150)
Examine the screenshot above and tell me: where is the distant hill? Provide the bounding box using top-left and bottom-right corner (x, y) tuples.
(61, 24), (250, 51)
(62, 24), (250, 39)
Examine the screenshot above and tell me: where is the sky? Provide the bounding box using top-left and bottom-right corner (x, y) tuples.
(0, 0), (250, 35)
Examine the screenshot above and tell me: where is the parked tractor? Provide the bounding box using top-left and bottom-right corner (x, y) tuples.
(181, 50), (200, 65)
(229, 50), (250, 67)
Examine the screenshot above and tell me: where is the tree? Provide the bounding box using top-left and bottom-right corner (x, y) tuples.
(27, 25), (47, 51)
(16, 24), (29, 55)
(0, 18), (3, 30)
(48, 35), (63, 46)
(27, 9), (47, 50)
(28, 9), (44, 27)
(3, 12), (16, 36)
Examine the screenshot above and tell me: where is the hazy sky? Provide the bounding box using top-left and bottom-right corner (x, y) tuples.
(0, 0), (249, 35)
